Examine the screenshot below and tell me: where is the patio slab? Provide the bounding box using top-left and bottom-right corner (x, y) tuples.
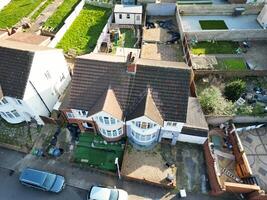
(238, 126), (267, 192)
(243, 40), (267, 70)
(182, 15), (262, 31)
(141, 43), (183, 62)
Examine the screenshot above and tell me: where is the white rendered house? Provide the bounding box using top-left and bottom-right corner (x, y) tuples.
(114, 4), (142, 25)
(0, 40), (71, 125)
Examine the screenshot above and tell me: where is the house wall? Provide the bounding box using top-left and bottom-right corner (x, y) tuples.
(184, 29), (267, 41)
(23, 50), (71, 117)
(114, 13), (142, 25)
(177, 133), (207, 144)
(0, 96), (44, 125)
(257, 5), (267, 29)
(146, 3), (176, 16)
(0, 0), (11, 11)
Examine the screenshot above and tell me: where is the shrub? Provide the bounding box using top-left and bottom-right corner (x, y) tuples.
(224, 79), (246, 101)
(199, 86), (234, 115)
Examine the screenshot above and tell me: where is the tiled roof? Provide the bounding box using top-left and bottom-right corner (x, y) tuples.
(65, 54), (192, 122)
(0, 42), (34, 98)
(89, 87), (124, 121)
(127, 88), (164, 126)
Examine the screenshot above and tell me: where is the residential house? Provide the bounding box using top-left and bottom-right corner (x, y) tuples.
(0, 40), (71, 125)
(59, 53), (208, 148)
(114, 5), (142, 25)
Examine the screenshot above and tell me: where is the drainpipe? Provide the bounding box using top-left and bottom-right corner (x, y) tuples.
(29, 81), (51, 115)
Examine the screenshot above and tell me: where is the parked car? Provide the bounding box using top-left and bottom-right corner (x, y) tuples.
(19, 168), (65, 193)
(87, 185), (128, 200)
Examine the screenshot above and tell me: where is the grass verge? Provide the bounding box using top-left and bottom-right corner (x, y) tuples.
(56, 4), (111, 55)
(0, 0), (43, 28)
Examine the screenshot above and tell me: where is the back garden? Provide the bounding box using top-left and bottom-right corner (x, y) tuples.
(0, 0), (43, 28)
(196, 76), (267, 116)
(57, 4), (111, 55)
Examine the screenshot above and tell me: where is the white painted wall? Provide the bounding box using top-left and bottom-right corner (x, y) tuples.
(177, 133), (207, 144)
(23, 50), (71, 117)
(114, 13), (142, 25)
(0, 96), (44, 124)
(0, 0), (11, 11)
(257, 5), (267, 29)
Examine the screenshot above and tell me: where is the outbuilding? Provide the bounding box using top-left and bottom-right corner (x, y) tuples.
(114, 4), (142, 25)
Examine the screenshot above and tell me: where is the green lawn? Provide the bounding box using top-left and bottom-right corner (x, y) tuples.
(74, 133), (125, 171)
(56, 5), (111, 55)
(215, 58), (247, 70)
(44, 0), (80, 31)
(0, 0), (43, 28)
(191, 41), (239, 55)
(199, 20), (228, 30)
(30, 0), (54, 21)
(119, 28), (136, 48)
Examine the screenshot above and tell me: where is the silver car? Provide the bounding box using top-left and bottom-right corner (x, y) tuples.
(87, 185), (128, 200)
(19, 168), (65, 193)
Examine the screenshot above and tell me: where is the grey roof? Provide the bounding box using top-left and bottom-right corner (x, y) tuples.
(0, 42), (35, 98)
(114, 4), (142, 13)
(127, 88), (164, 126)
(64, 54), (191, 123)
(186, 97), (208, 130)
(89, 87), (124, 121)
(0, 40), (60, 99)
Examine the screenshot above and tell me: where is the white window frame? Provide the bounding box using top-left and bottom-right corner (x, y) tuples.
(104, 117), (109, 125)
(6, 112), (14, 118)
(66, 112), (74, 119)
(2, 98), (8, 104)
(11, 110), (20, 117)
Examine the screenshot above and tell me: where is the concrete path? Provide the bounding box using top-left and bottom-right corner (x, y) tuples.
(30, 0), (64, 32)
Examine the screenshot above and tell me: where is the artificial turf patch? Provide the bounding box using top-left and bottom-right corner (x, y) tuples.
(199, 20), (228, 30)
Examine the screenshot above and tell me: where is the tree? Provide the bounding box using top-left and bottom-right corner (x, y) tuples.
(224, 79), (246, 101)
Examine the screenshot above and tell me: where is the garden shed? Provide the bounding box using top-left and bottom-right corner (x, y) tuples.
(114, 4), (142, 25)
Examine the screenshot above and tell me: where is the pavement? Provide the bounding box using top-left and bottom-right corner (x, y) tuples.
(0, 147), (238, 200)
